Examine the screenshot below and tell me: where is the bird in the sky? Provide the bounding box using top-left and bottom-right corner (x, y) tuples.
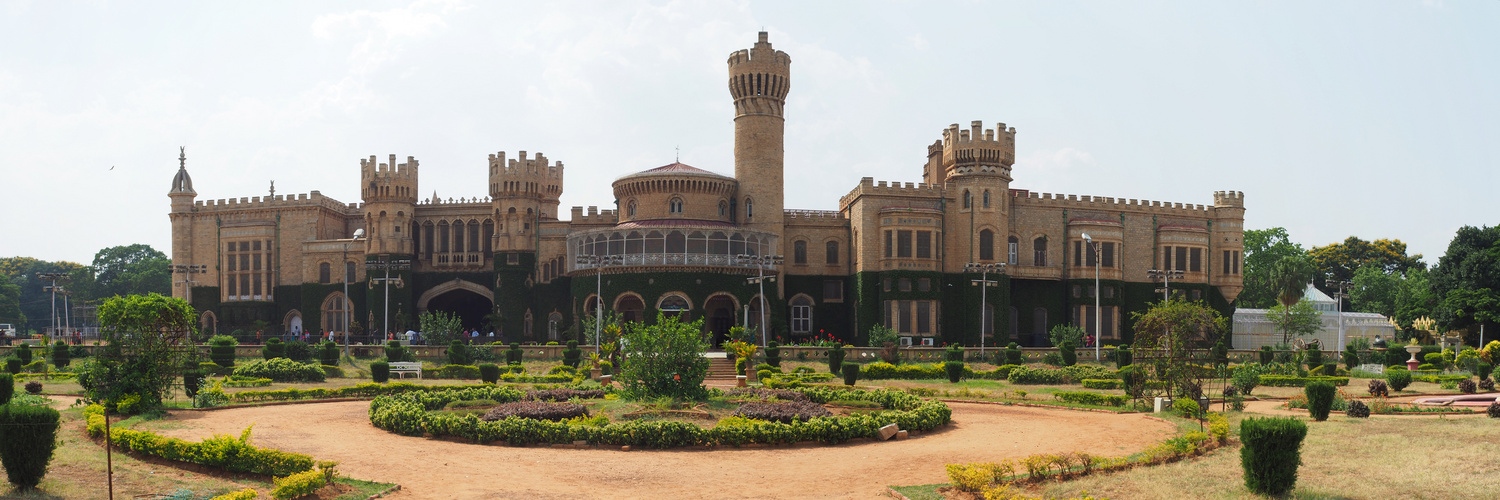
(110, 166), (115, 170)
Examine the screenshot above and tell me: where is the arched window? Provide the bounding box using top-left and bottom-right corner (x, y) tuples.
(745, 198), (754, 218)
(790, 295), (813, 333)
(825, 241), (839, 264)
(669, 198), (684, 214)
(1007, 236), (1019, 265)
(793, 240), (808, 264)
(318, 262), (331, 284)
(963, 190), (971, 209)
(1033, 307), (1048, 337)
(1033, 237), (1048, 266)
(628, 200), (637, 217)
(523, 310), (534, 338)
(658, 294), (690, 320)
(983, 190), (991, 208)
(548, 312), (562, 340)
(321, 292), (348, 334)
(979, 230), (995, 261)
(719, 200), (728, 217)
(1009, 306), (1019, 338)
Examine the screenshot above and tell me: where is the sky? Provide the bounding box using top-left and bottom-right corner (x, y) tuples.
(1, 0), (1495, 266)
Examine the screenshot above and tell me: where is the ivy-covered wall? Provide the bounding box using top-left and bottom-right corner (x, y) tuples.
(847, 270), (1009, 348)
(568, 270), (780, 339)
(1009, 279), (1065, 347)
(1117, 281), (1233, 347)
(782, 275), (852, 342)
(363, 254), (415, 336)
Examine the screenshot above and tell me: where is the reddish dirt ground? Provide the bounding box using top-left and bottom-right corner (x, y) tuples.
(147, 400), (1174, 499)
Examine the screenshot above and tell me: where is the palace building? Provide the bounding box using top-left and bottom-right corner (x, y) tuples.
(167, 32), (1245, 347)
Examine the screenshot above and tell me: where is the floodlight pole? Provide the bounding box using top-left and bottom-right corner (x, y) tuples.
(577, 254), (621, 357)
(37, 272), (69, 343)
(342, 229), (365, 358)
(738, 253), (784, 347)
(1084, 232), (1101, 362)
(1327, 280), (1352, 352)
(964, 262), (1004, 359)
(1147, 268), (1184, 352)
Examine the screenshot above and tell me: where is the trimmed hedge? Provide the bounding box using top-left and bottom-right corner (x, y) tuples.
(232, 358), (326, 383)
(482, 401), (589, 422)
(1258, 375), (1349, 387)
(271, 469), (326, 500)
(1081, 379), (1122, 390)
(732, 400), (832, 423)
(1305, 381), (1336, 421)
(1386, 369), (1412, 391)
(84, 405), (314, 477)
(371, 362), (390, 383)
(0, 373), (12, 405)
(1414, 374), (1470, 384)
(368, 386), (951, 448)
(1006, 365), (1117, 385)
(51, 340), (70, 368)
(0, 403), (61, 488)
(842, 362), (859, 386)
(1240, 416), (1308, 495)
(222, 382), (497, 403)
(826, 345), (846, 374)
(479, 363), (501, 383)
(1052, 391), (1127, 407)
(210, 489), (257, 500)
(209, 335), (238, 368)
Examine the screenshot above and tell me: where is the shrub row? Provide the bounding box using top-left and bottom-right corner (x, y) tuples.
(231, 358), (326, 383)
(1258, 375), (1349, 387)
(1080, 379), (1122, 390)
(369, 386), (951, 448)
(853, 362), (1020, 381)
(731, 400), (833, 423)
(481, 401), (590, 422)
(1413, 374), (1470, 384)
(724, 387), (810, 401)
(1051, 391), (1128, 407)
(271, 469), (326, 500)
(84, 405), (315, 477)
(225, 382), (497, 403)
(524, 388), (606, 401)
(209, 489), (256, 500)
(222, 376), (273, 388)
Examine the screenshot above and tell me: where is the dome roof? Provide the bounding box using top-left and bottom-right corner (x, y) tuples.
(169, 147), (196, 195)
(616, 162), (733, 182)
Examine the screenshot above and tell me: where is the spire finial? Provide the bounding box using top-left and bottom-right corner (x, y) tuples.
(269, 180), (275, 197)
(676, 146), (680, 163)
(178, 146), (186, 169)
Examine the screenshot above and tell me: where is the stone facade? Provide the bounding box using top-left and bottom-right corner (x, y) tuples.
(167, 32), (1244, 347)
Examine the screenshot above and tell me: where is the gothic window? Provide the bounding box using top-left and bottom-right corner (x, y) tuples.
(884, 230), (893, 258)
(669, 198), (684, 214)
(1033, 237), (1048, 266)
(658, 294), (689, 320)
(979, 230), (995, 261)
(1008, 236), (1019, 265)
(790, 296), (812, 333)
(469, 221), (480, 253)
(825, 241), (839, 264)
(321, 292), (347, 333)
(345, 261), (356, 283)
(745, 198), (754, 218)
(793, 240), (807, 264)
(628, 200), (637, 218)
(718, 201), (727, 217)
(983, 190), (991, 208)
(962, 190), (971, 209)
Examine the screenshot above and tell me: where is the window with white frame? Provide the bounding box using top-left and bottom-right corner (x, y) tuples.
(790, 296), (813, 333)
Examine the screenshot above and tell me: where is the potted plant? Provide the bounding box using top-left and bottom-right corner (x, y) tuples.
(588, 352), (602, 380)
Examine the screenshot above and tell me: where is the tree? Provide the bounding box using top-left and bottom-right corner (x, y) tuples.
(1048, 324), (1086, 348)
(0, 257), (86, 333)
(1270, 255), (1316, 309)
(618, 313), (710, 400)
(1309, 236), (1424, 286)
(418, 310), (463, 346)
(1350, 265), (1401, 317)
(80, 293), (196, 413)
(72, 244), (171, 300)
(1430, 225), (1500, 335)
(1130, 299), (1228, 400)
(0, 280), (24, 327)
(1441, 288), (1500, 344)
(1266, 300), (1323, 345)
(1239, 228), (1307, 308)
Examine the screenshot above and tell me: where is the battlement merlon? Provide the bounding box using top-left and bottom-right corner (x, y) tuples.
(1007, 189), (1247, 218)
(1213, 190), (1246, 209)
(941, 121), (1017, 167)
(568, 206), (619, 225)
(194, 190), (356, 214)
(488, 151), (565, 179)
(838, 177), (947, 210)
(360, 154), (419, 179)
(726, 32), (792, 68)
(783, 209), (849, 226)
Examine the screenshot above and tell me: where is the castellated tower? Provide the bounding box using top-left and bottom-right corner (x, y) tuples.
(930, 121), (1018, 267)
(167, 147), (197, 300)
(360, 154), (419, 255)
(729, 31), (790, 251)
(1212, 190), (1247, 302)
(489, 150), (564, 252)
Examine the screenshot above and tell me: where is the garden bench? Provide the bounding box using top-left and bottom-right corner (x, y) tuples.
(389, 361), (422, 379)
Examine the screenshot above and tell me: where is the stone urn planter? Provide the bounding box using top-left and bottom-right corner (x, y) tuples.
(591, 368), (602, 380)
(600, 374), (612, 386)
(1406, 344), (1424, 371)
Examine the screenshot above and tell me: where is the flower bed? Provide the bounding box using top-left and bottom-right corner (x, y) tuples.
(482, 401), (590, 422)
(731, 400), (833, 423)
(367, 386), (951, 448)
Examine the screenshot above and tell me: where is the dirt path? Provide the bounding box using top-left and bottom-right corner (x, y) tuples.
(150, 401), (1173, 499)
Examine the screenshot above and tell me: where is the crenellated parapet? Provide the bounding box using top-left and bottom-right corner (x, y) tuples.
(360, 154), (419, 203)
(196, 191), (358, 214)
(727, 31), (791, 119)
(839, 177), (946, 210)
(488, 150), (564, 200)
(1213, 190), (1245, 208)
(568, 206), (619, 226)
(783, 209), (848, 227)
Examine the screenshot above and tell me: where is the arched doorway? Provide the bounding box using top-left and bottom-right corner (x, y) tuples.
(426, 289), (494, 333)
(704, 294), (738, 348)
(616, 295), (645, 324)
(283, 310), (304, 338)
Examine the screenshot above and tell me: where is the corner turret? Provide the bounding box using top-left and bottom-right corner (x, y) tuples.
(924, 120), (1016, 185)
(490, 150), (565, 252)
(360, 154), (419, 254)
(730, 31), (791, 256)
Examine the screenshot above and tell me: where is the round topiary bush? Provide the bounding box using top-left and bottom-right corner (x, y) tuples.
(1240, 416), (1308, 496)
(1481, 379), (1496, 392)
(826, 344), (846, 374)
(371, 362), (390, 383)
(1386, 368), (1412, 392)
(1115, 345), (1133, 367)
(23, 381), (42, 395)
(841, 362), (859, 386)
(765, 341), (781, 368)
(478, 363), (501, 384)
(1305, 381), (1336, 421)
(1005, 343), (1023, 365)
(944, 361), (964, 383)
(262, 338), (285, 360)
(1059, 341), (1077, 366)
(1346, 400), (1370, 418)
(208, 335), (238, 368)
(283, 340), (311, 363)
(1259, 346), (1274, 365)
(319, 341), (340, 367)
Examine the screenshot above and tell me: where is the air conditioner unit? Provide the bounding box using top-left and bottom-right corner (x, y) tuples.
(920, 337), (935, 346)
(899, 336), (913, 346)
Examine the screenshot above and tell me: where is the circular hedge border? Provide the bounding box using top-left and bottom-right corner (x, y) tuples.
(368, 386), (952, 449)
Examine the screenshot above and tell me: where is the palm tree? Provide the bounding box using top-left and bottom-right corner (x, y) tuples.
(1268, 255), (1317, 344)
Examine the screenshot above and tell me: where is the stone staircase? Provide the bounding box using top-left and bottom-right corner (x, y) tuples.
(704, 352), (739, 384)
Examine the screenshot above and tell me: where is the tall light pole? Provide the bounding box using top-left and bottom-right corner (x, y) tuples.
(367, 257), (411, 341)
(36, 273), (69, 343)
(1147, 268), (1185, 351)
(171, 264), (208, 318)
(576, 254), (623, 357)
(1326, 279), (1352, 351)
(342, 229), (365, 358)
(1083, 233), (1102, 362)
(964, 262), (1004, 359)
(737, 253), (784, 347)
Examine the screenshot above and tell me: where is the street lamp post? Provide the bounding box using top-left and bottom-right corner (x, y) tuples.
(170, 264), (208, 339)
(342, 229), (365, 358)
(576, 254), (623, 357)
(36, 272), (70, 343)
(1147, 268), (1185, 351)
(963, 262), (1005, 359)
(737, 253), (784, 347)
(367, 257), (412, 343)
(1327, 279), (1352, 351)
(1083, 233), (1102, 362)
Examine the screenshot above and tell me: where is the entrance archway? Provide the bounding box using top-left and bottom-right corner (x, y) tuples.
(705, 294), (738, 348)
(616, 295), (645, 324)
(425, 289), (494, 333)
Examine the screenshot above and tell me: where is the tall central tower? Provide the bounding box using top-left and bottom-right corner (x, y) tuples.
(729, 31), (791, 248)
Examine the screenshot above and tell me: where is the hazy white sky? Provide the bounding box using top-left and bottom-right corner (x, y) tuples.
(1, 0), (1495, 266)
